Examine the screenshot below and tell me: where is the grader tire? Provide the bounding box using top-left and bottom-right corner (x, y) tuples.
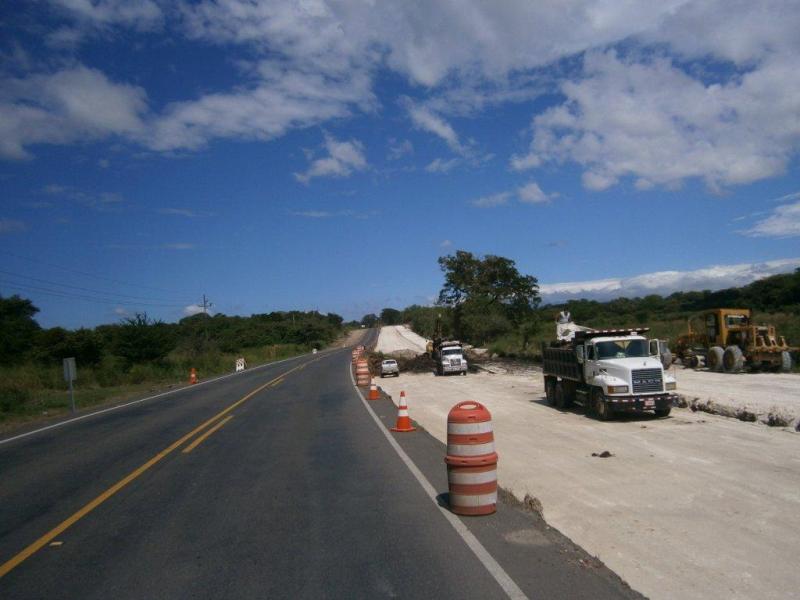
(723, 346), (744, 373)
(707, 346), (724, 372)
(781, 351), (793, 373)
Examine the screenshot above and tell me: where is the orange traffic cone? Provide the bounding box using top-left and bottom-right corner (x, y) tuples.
(189, 368), (198, 385)
(391, 391), (416, 432)
(368, 382), (380, 400)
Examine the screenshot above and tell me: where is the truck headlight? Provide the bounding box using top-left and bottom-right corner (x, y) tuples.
(607, 385), (629, 394)
(665, 382), (677, 391)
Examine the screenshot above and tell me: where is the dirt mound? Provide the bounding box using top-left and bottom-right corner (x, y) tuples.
(397, 353), (437, 374)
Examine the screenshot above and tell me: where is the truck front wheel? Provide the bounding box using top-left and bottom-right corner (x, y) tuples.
(592, 388), (613, 421)
(654, 408), (672, 417)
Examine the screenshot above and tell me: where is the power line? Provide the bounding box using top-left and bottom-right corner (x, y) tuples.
(0, 250), (189, 296)
(0, 281), (188, 308)
(0, 269), (182, 303)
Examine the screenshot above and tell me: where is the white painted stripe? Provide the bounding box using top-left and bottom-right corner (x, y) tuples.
(349, 363), (527, 600)
(0, 351), (327, 447)
(448, 470), (497, 485)
(447, 442), (496, 456)
(449, 492), (498, 507)
(398, 409), (409, 416)
(447, 421), (493, 435)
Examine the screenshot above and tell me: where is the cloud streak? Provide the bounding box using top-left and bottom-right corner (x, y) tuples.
(540, 258), (800, 302)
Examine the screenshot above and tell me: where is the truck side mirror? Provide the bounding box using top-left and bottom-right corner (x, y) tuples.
(649, 340), (659, 356)
(576, 346), (585, 364)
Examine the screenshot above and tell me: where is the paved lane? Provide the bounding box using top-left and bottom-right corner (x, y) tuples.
(0, 334), (639, 598)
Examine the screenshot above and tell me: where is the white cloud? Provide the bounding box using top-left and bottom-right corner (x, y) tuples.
(183, 303), (206, 316)
(540, 258), (800, 302)
(513, 50), (800, 191)
(290, 209), (371, 219)
(0, 219), (27, 234)
(387, 138), (413, 160)
(157, 207), (209, 218)
(163, 243), (195, 250)
(517, 181), (551, 204)
(408, 104), (469, 155)
(41, 184), (124, 210)
(0, 65), (147, 159)
(294, 134), (367, 183)
(149, 65), (374, 152)
(425, 157), (460, 173)
(744, 201), (800, 238)
(51, 0), (162, 28)
(471, 192), (511, 208)
(440, 239), (453, 248)
(4, 0), (799, 191)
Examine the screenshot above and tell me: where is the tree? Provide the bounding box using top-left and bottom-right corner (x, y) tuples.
(113, 313), (176, 364)
(437, 251), (541, 345)
(0, 295), (41, 364)
(380, 308), (402, 325)
(360, 313), (378, 328)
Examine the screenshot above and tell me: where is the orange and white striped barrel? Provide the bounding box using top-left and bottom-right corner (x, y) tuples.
(444, 401), (498, 516)
(355, 358), (370, 387)
(351, 348), (361, 365)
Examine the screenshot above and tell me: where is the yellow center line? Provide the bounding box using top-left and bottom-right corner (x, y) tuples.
(0, 358), (315, 579)
(181, 416), (233, 454)
(270, 378), (285, 388)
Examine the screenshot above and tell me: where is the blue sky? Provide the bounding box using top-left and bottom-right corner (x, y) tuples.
(1, 1), (799, 328)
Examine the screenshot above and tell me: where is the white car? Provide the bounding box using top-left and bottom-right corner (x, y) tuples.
(380, 359), (399, 377)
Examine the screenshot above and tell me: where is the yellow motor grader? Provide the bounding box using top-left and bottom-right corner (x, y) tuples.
(674, 308), (795, 373)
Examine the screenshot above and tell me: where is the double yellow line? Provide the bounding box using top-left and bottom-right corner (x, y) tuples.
(0, 359), (310, 579)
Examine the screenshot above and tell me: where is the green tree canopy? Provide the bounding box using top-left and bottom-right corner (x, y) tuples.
(0, 295), (41, 364)
(437, 251), (541, 345)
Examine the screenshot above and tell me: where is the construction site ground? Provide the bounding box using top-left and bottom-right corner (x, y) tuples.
(375, 326), (800, 600)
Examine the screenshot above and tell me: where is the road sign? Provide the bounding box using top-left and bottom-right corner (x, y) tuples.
(63, 357), (77, 382)
(63, 357), (77, 413)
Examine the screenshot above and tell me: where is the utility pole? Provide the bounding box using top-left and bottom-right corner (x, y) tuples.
(201, 294), (213, 342)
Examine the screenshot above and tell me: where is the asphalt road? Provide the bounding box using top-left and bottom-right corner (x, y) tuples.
(0, 331), (640, 599)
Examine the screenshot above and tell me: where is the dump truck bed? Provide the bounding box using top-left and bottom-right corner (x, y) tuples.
(542, 345), (582, 381)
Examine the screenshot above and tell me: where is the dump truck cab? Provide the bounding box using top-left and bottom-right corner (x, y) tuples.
(543, 327), (678, 420)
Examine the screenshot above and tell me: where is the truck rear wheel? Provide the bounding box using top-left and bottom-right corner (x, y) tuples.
(545, 377), (556, 406)
(781, 351), (793, 372)
(554, 382), (567, 410)
(707, 346), (724, 372)
(723, 346), (744, 373)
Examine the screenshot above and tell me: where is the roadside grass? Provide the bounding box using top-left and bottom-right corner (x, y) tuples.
(0, 343), (308, 431)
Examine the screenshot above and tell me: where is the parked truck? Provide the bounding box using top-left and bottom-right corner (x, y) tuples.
(674, 308), (795, 373)
(434, 340), (468, 376)
(542, 327), (678, 420)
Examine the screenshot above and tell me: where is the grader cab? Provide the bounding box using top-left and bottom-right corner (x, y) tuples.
(674, 308), (795, 373)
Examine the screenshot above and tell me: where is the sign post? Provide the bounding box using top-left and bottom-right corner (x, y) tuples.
(63, 357), (77, 413)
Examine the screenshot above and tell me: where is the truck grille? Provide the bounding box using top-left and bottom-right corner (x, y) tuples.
(632, 369), (663, 393)
(450, 359), (462, 366)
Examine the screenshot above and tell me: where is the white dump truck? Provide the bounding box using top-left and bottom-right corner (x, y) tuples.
(542, 325), (678, 420)
(435, 340), (468, 376)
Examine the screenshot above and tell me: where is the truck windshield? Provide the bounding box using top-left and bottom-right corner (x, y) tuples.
(442, 348), (461, 356)
(596, 339), (649, 359)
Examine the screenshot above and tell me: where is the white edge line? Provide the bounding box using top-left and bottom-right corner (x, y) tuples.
(0, 351), (320, 447)
(347, 360), (528, 600)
